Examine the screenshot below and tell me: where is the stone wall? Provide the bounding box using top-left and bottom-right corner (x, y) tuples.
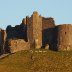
(5, 24), (28, 53)
(42, 17), (55, 30)
(26, 16), (34, 48)
(1, 11), (72, 54)
(6, 25), (16, 39)
(53, 24), (72, 51)
(6, 24), (27, 41)
(26, 12), (42, 49)
(3, 30), (7, 52)
(42, 27), (54, 49)
(22, 18), (26, 25)
(32, 12), (42, 49)
(7, 39), (30, 53)
(42, 17), (55, 48)
(21, 12), (55, 49)
(0, 29), (6, 54)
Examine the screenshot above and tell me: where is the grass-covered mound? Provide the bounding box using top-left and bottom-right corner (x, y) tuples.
(0, 49), (72, 72)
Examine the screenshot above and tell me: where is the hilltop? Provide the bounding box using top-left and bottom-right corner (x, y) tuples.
(0, 49), (72, 72)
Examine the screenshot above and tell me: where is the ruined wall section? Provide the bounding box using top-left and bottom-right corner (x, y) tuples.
(54, 24), (72, 51)
(42, 28), (54, 49)
(3, 30), (7, 52)
(32, 12), (42, 49)
(42, 17), (55, 47)
(6, 26), (16, 39)
(26, 16), (34, 48)
(7, 39), (30, 53)
(6, 24), (27, 41)
(3, 30), (7, 44)
(0, 29), (6, 54)
(22, 18), (26, 25)
(26, 12), (42, 49)
(42, 17), (55, 30)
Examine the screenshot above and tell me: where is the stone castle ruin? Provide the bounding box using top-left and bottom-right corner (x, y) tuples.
(0, 11), (72, 54)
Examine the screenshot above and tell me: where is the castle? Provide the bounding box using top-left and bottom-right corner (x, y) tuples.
(0, 11), (72, 54)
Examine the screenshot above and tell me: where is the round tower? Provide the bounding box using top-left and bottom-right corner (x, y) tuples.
(55, 24), (72, 51)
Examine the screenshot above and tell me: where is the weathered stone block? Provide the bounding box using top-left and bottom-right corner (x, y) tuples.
(8, 39), (30, 53)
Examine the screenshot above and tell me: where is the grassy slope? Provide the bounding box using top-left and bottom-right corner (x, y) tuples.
(0, 50), (72, 72)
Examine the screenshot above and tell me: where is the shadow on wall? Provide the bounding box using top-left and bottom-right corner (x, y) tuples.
(0, 30), (5, 55)
(42, 27), (58, 51)
(52, 27), (58, 51)
(4, 23), (28, 53)
(6, 24), (27, 41)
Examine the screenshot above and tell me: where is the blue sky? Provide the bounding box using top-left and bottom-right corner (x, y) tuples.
(0, 0), (72, 29)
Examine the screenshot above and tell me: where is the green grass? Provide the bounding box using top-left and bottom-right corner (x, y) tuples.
(0, 49), (72, 72)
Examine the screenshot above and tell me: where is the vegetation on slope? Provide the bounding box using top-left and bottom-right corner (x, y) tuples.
(0, 49), (72, 72)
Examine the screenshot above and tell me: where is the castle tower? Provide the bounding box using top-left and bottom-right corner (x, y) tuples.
(54, 24), (72, 51)
(32, 11), (42, 49)
(26, 11), (42, 49)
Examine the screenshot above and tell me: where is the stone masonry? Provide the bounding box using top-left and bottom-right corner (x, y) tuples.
(0, 11), (72, 54)
(26, 12), (42, 49)
(7, 39), (30, 53)
(0, 29), (6, 54)
(53, 24), (72, 51)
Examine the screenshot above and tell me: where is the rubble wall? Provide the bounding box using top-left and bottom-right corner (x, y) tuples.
(8, 39), (30, 53)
